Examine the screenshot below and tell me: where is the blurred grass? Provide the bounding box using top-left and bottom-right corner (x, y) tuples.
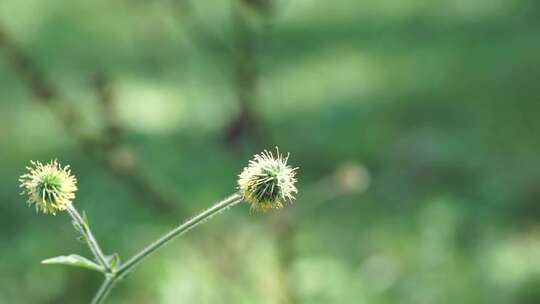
(1, 0), (540, 303)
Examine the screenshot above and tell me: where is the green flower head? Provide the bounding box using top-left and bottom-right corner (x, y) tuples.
(238, 148), (298, 211)
(19, 160), (77, 215)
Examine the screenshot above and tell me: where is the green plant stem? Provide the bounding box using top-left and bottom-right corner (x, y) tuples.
(66, 204), (112, 273)
(115, 193), (243, 280)
(91, 275), (116, 304)
(89, 193), (243, 303)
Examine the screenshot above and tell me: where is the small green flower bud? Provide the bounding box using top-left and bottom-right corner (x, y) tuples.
(19, 160), (78, 215)
(238, 148), (298, 211)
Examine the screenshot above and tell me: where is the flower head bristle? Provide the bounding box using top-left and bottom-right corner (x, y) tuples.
(238, 148), (298, 211)
(19, 160), (78, 215)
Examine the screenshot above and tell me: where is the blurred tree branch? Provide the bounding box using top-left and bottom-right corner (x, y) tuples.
(170, 0), (233, 53)
(167, 0), (270, 148)
(93, 73), (123, 148)
(223, 0), (272, 147)
(91, 73), (187, 216)
(0, 26), (185, 216)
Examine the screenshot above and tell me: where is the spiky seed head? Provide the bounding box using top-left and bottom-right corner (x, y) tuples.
(19, 160), (77, 215)
(238, 148), (298, 211)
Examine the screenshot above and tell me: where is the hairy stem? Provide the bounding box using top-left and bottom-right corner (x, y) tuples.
(115, 193), (243, 280)
(89, 193), (244, 303)
(66, 204), (112, 273)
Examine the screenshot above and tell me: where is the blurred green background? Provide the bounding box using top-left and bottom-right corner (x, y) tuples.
(1, 0), (540, 303)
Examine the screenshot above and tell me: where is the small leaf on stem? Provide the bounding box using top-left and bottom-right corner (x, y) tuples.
(105, 253), (121, 270)
(82, 211), (90, 226)
(41, 254), (104, 272)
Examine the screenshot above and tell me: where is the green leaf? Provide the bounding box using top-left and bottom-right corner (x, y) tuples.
(105, 253), (121, 270)
(41, 254), (104, 272)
